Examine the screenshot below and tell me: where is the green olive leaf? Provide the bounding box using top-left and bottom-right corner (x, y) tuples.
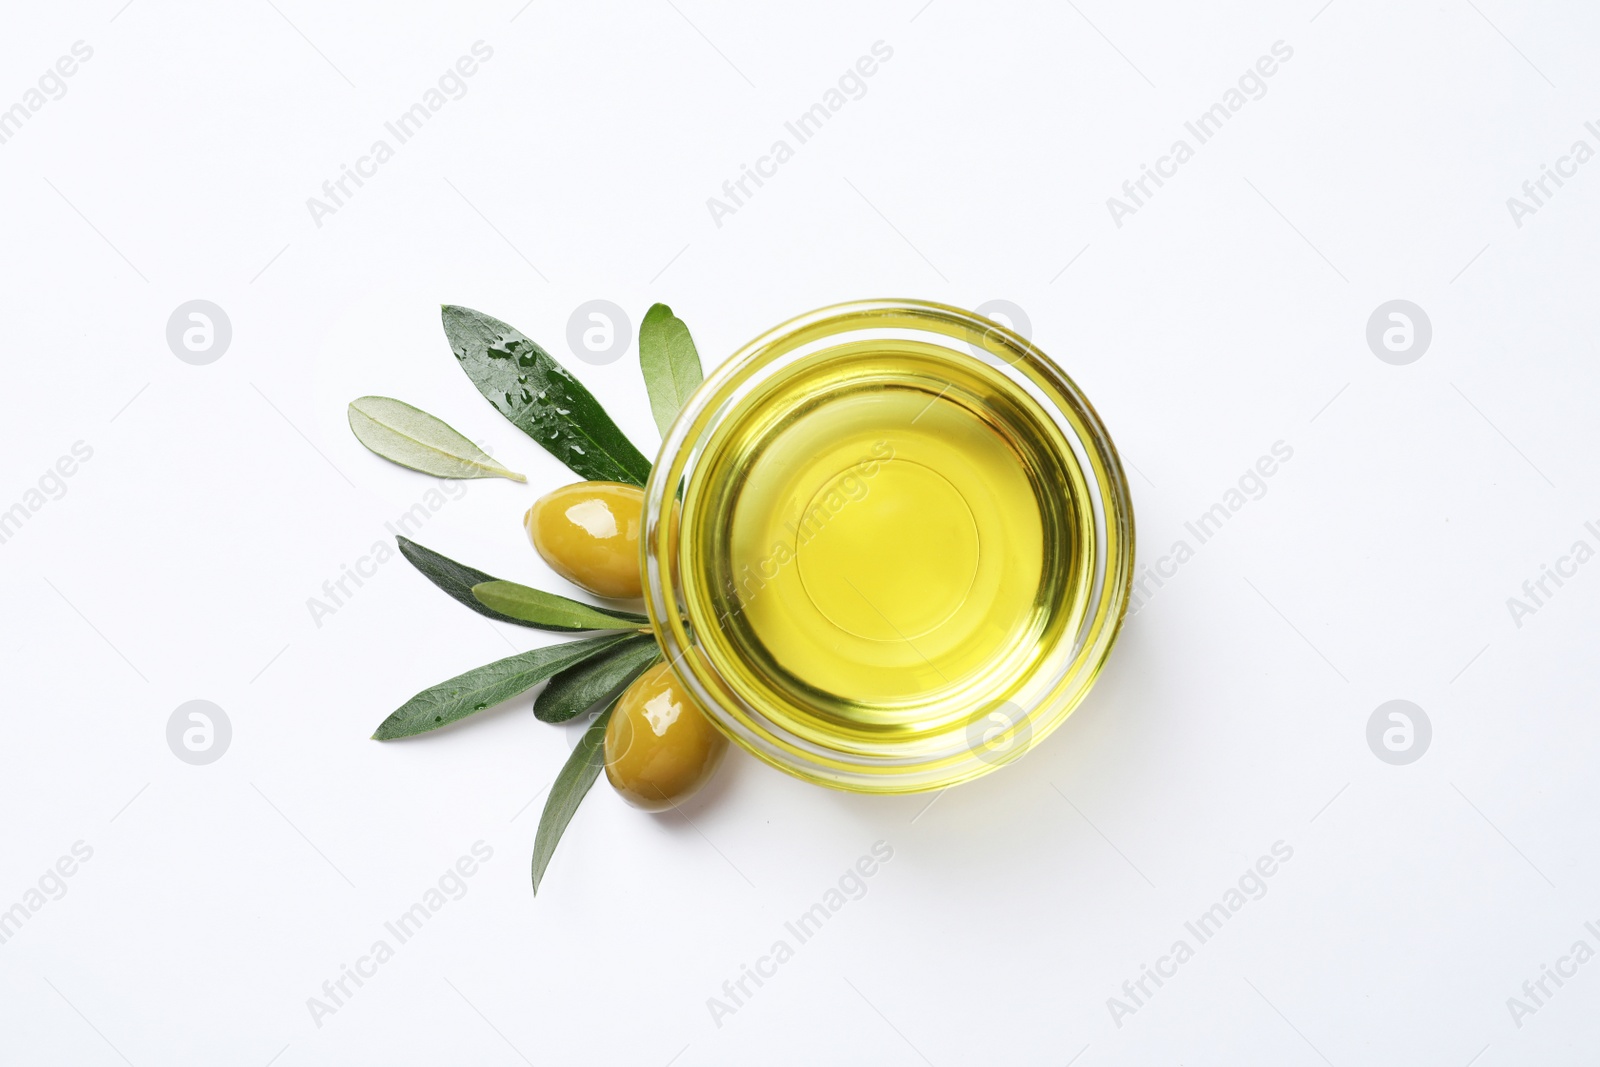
(534, 634), (661, 723)
(442, 305), (652, 486)
(639, 303), (704, 437)
(532, 696), (618, 894)
(395, 537), (646, 631)
(347, 396), (526, 482)
(372, 632), (635, 740)
(472, 580), (647, 632)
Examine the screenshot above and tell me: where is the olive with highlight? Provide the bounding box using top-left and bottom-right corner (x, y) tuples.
(525, 481), (644, 599)
(604, 662), (727, 811)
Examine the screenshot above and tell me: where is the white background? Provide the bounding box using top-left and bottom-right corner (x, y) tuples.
(2, 1), (1598, 1063)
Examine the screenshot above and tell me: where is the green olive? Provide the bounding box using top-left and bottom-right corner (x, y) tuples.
(605, 662), (728, 811)
(525, 481), (644, 599)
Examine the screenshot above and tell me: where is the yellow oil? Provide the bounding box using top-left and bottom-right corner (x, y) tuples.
(678, 339), (1094, 751)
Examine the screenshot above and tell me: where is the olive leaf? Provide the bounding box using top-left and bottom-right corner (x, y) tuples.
(396, 537), (646, 631)
(442, 305), (652, 486)
(372, 632), (635, 740)
(347, 396), (525, 482)
(639, 303), (704, 436)
(532, 697), (617, 894)
(534, 634), (660, 723)
(472, 580), (647, 632)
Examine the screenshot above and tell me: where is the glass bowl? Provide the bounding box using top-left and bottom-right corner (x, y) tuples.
(641, 299), (1134, 794)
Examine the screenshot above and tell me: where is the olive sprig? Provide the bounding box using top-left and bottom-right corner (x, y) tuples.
(348, 303), (724, 894)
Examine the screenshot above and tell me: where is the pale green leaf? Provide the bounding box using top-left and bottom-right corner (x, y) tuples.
(472, 580), (647, 631)
(347, 396), (525, 481)
(639, 303), (704, 437)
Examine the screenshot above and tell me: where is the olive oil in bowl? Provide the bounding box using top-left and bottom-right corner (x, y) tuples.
(643, 301), (1134, 793)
